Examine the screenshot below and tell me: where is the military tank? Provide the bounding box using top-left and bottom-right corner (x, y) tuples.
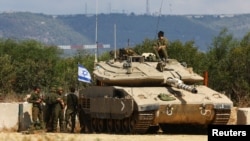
(78, 48), (233, 134)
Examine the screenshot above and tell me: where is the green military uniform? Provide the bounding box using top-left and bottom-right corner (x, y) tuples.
(44, 87), (57, 132)
(51, 87), (66, 132)
(65, 89), (78, 133)
(28, 90), (45, 129)
(154, 31), (169, 61)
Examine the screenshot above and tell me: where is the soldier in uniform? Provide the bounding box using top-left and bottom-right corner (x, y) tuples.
(153, 31), (169, 61)
(27, 85), (45, 130)
(44, 86), (57, 132)
(51, 86), (66, 132)
(65, 86), (78, 133)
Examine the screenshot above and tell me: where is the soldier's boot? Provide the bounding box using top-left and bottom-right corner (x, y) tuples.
(52, 124), (58, 133)
(35, 122), (43, 130)
(60, 122), (66, 133)
(46, 120), (53, 132)
(29, 123), (35, 131)
(46, 124), (53, 132)
(71, 124), (75, 133)
(40, 122), (45, 130)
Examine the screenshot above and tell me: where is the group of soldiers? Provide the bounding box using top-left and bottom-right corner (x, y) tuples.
(27, 85), (78, 133)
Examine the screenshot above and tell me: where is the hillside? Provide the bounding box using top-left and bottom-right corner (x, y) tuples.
(0, 12), (91, 45)
(1, 12), (250, 51)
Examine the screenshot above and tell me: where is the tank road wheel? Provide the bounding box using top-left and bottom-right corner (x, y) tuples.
(121, 118), (129, 133)
(97, 119), (105, 133)
(106, 119), (113, 133)
(128, 115), (137, 133)
(114, 119), (122, 133)
(91, 118), (98, 133)
(83, 115), (93, 133)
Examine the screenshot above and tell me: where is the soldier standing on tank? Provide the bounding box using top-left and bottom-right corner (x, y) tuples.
(51, 86), (66, 132)
(153, 31), (169, 61)
(27, 85), (45, 130)
(65, 86), (78, 133)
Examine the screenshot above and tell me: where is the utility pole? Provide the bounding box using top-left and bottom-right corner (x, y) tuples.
(146, 0), (150, 15)
(94, 0), (98, 64)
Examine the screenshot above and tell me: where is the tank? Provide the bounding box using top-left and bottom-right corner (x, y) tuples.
(78, 48), (233, 134)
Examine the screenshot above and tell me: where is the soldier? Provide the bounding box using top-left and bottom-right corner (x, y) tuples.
(27, 85), (45, 130)
(51, 86), (66, 132)
(44, 86), (57, 132)
(65, 86), (78, 133)
(153, 31), (169, 61)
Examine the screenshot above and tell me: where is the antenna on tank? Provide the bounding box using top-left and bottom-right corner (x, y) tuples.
(155, 0), (164, 38)
(114, 24), (117, 59)
(94, 0), (98, 64)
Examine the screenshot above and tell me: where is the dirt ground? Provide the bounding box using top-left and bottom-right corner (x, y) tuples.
(0, 124), (209, 141)
(0, 132), (207, 141)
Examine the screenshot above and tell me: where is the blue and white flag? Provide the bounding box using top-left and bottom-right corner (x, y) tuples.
(78, 64), (92, 83)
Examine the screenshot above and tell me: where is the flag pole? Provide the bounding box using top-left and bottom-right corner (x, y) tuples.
(77, 62), (80, 93)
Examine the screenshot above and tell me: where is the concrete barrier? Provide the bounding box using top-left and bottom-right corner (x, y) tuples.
(0, 103), (32, 131)
(237, 108), (250, 125)
(0, 102), (81, 132)
(227, 107), (237, 125)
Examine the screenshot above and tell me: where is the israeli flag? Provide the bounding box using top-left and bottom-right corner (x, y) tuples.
(78, 64), (92, 83)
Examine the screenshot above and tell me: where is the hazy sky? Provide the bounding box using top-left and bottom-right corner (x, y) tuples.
(1, 0), (250, 15)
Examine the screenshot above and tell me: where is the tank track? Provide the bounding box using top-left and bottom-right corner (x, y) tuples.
(80, 110), (155, 134)
(211, 109), (231, 125)
(131, 111), (155, 134)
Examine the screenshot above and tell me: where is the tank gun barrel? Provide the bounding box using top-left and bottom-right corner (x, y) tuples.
(166, 77), (197, 93)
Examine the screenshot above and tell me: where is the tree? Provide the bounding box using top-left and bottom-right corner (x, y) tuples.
(205, 29), (238, 92)
(226, 32), (250, 106)
(0, 39), (61, 93)
(0, 54), (15, 94)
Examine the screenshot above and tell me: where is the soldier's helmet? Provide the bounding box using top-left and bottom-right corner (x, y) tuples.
(33, 85), (40, 90)
(50, 86), (56, 92)
(57, 86), (63, 92)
